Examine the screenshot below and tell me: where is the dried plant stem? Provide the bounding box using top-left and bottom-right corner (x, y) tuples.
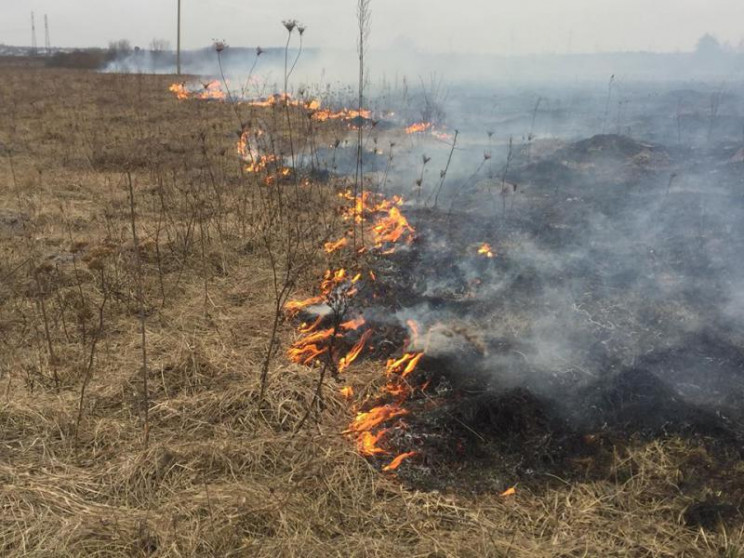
(75, 270), (109, 440)
(127, 172), (149, 448)
(354, 0), (371, 250)
(33, 270), (59, 390)
(431, 130), (458, 209)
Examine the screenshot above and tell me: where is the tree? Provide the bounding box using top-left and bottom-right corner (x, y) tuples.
(108, 39), (132, 56)
(696, 34), (722, 56)
(149, 38), (170, 53)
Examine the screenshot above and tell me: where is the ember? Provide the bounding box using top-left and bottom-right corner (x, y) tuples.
(477, 243), (494, 258)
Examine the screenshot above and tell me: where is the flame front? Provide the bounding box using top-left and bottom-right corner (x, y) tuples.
(283, 190), (425, 472)
(169, 83), (189, 100)
(169, 80), (227, 101)
(405, 122), (433, 134)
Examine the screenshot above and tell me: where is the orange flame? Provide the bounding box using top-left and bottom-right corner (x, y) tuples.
(338, 329), (373, 372)
(340, 386), (354, 399)
(287, 327), (335, 365)
(384, 382), (410, 399)
(298, 316), (324, 334)
(348, 405), (408, 433)
(340, 316), (366, 331)
(168, 82), (189, 100)
(385, 352), (424, 378)
(285, 296), (324, 315)
(372, 206), (415, 249)
(357, 430), (388, 456)
(478, 243), (494, 258)
(324, 238), (348, 253)
(382, 451), (417, 471)
(197, 80), (227, 100)
(405, 122), (433, 134)
(313, 108), (372, 122)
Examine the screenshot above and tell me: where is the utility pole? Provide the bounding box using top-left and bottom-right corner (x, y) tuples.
(31, 12), (38, 56)
(44, 14), (50, 54)
(176, 0), (181, 74)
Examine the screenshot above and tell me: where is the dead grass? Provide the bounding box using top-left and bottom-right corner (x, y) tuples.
(0, 64), (742, 557)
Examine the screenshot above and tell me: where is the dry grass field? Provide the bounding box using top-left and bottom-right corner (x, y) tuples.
(1, 62), (743, 557)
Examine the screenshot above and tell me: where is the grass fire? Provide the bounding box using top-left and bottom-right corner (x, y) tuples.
(2, 2), (744, 557)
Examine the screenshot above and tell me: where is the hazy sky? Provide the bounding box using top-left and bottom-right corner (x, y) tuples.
(4, 0), (744, 54)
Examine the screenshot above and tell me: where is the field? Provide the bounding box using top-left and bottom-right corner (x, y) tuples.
(1, 62), (744, 557)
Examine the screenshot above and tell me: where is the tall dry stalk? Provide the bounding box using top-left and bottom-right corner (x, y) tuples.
(431, 130), (458, 208)
(353, 0), (372, 249)
(127, 172), (150, 448)
(75, 269), (108, 441)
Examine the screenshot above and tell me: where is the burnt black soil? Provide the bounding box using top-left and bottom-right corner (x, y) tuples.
(347, 133), (744, 526)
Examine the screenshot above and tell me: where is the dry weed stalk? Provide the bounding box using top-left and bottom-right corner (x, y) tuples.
(353, 0), (372, 249)
(127, 172), (150, 447)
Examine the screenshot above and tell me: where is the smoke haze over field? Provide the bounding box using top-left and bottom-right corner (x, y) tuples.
(5, 0), (744, 55)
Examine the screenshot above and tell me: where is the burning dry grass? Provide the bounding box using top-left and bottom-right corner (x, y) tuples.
(0, 63), (743, 557)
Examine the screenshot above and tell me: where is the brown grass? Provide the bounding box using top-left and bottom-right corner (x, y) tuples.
(0, 64), (743, 557)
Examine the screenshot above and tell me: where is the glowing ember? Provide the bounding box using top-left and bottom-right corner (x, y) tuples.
(478, 243), (494, 258)
(382, 451), (417, 471)
(501, 486), (517, 497)
(340, 386), (354, 399)
(384, 382), (410, 399)
(405, 122), (433, 134)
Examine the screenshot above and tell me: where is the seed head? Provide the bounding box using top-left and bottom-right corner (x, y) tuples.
(256, 46), (264, 56)
(282, 19), (298, 33)
(213, 40), (227, 53)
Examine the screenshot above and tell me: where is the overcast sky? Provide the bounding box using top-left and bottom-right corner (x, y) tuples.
(4, 0), (744, 54)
